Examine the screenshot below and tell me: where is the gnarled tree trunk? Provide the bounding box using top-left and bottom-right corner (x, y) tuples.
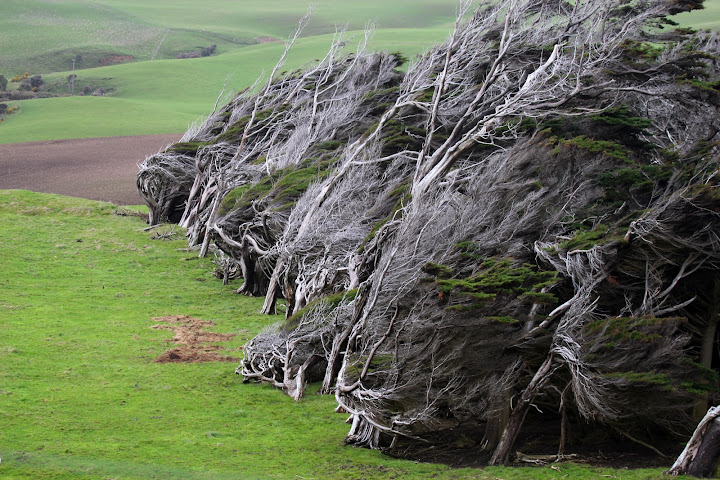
(668, 406), (720, 478)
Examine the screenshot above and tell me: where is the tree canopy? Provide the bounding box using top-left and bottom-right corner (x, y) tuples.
(138, 0), (720, 468)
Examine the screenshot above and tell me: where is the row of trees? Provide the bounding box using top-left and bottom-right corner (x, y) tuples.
(138, 0), (720, 471)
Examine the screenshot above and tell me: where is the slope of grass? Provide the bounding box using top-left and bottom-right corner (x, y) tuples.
(0, 1), (717, 144)
(0, 190), (690, 479)
(0, 0), (164, 75)
(0, 0), (459, 75)
(674, 0), (720, 30)
(0, 28), (451, 144)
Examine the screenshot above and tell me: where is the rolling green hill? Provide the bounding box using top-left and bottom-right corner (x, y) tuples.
(0, 28), (452, 143)
(0, 0), (718, 144)
(0, 0), (460, 144)
(0, 0), (460, 75)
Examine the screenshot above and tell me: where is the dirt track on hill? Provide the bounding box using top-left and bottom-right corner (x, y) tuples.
(0, 134), (182, 205)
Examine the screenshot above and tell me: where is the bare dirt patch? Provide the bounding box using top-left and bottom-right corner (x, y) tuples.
(151, 315), (240, 363)
(0, 134), (182, 205)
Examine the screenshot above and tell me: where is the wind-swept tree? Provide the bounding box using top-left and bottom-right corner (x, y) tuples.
(139, 0), (719, 466)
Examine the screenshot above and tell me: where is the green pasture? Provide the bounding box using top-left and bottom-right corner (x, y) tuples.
(0, 190), (689, 479)
(0, 0), (459, 75)
(674, 0), (720, 30)
(1, 0), (718, 144)
(0, 27), (451, 144)
(0, 0), (460, 143)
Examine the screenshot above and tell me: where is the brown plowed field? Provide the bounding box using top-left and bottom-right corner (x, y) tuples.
(0, 134), (182, 205)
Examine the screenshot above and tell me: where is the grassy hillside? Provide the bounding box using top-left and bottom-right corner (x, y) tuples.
(0, 27), (452, 144)
(674, 0), (720, 29)
(0, 190), (683, 479)
(0, 0), (460, 75)
(0, 1), (718, 144)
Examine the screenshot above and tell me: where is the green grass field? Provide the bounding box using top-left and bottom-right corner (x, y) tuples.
(0, 0), (460, 74)
(0, 0), (459, 144)
(0, 27), (452, 144)
(0, 190), (692, 479)
(1, 0), (718, 144)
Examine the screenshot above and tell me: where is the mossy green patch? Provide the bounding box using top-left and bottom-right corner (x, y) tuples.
(559, 224), (611, 251)
(344, 352), (394, 383)
(602, 371), (674, 391)
(166, 141), (209, 156)
(584, 315), (682, 343)
(425, 255), (558, 311)
(560, 135), (632, 162)
(218, 157), (335, 216)
(590, 105), (652, 135)
(283, 289), (358, 331)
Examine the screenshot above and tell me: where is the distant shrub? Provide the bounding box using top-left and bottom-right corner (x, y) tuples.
(67, 74), (77, 84)
(6, 91), (35, 101)
(201, 44), (217, 57)
(178, 44), (217, 59)
(30, 75), (43, 88)
(92, 87), (106, 96)
(0, 75), (7, 91)
(82, 85), (91, 96)
(2, 105), (19, 115)
(11, 72), (29, 82)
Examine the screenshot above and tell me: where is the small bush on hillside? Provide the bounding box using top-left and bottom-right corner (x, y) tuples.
(0, 75), (7, 91)
(19, 75), (43, 92)
(201, 44), (217, 57)
(177, 44), (217, 59)
(11, 72), (29, 82)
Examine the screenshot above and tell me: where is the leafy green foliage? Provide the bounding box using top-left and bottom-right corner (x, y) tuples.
(166, 141), (208, 156)
(602, 371), (674, 390)
(559, 135), (633, 162)
(590, 106), (652, 136)
(585, 315), (680, 342)
(423, 252), (558, 314)
(218, 157), (335, 216)
(559, 224), (612, 251)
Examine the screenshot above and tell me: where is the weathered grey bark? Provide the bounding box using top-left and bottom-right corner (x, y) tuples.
(490, 355), (556, 465)
(694, 280), (720, 420)
(668, 406), (720, 478)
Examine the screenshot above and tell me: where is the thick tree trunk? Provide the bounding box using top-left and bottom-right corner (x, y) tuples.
(668, 406), (720, 478)
(489, 355), (555, 465)
(261, 260), (285, 315)
(694, 280), (720, 421)
(481, 389), (511, 452)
